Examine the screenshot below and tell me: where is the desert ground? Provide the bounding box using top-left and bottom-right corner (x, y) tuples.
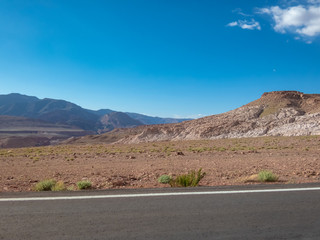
(1, 135), (320, 192)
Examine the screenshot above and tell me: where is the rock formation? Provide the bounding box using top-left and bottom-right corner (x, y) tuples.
(109, 91), (320, 143)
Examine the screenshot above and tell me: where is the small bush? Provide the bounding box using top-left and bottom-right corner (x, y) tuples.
(258, 170), (278, 182)
(35, 179), (57, 191)
(158, 175), (172, 184)
(51, 181), (66, 191)
(77, 180), (92, 190)
(171, 168), (206, 187)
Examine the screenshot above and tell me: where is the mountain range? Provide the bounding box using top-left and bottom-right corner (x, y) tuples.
(68, 91), (320, 145)
(0, 93), (191, 147)
(0, 93), (191, 129)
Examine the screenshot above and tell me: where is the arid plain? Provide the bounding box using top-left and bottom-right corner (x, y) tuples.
(1, 135), (320, 192)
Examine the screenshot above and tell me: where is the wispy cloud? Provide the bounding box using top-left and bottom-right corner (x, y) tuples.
(227, 19), (261, 30)
(232, 8), (252, 17)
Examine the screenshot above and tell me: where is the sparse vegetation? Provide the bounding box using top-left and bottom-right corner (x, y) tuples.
(170, 168), (206, 187)
(34, 179), (68, 191)
(243, 174), (259, 183)
(216, 147), (227, 152)
(258, 170), (278, 182)
(158, 175), (172, 184)
(188, 146), (212, 153)
(51, 181), (66, 191)
(35, 179), (57, 191)
(77, 180), (92, 190)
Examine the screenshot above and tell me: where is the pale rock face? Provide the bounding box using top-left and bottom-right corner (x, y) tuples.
(267, 113), (320, 137)
(114, 91), (320, 144)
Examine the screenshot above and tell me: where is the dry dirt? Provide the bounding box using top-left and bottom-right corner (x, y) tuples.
(1, 135), (320, 192)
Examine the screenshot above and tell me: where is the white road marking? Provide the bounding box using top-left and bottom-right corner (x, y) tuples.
(1, 187), (320, 202)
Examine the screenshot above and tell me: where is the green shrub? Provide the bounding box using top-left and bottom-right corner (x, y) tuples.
(258, 170), (278, 182)
(77, 180), (92, 190)
(35, 179), (57, 191)
(171, 168), (206, 187)
(158, 175), (172, 184)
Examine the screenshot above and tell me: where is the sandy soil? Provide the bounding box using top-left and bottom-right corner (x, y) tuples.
(1, 135), (320, 192)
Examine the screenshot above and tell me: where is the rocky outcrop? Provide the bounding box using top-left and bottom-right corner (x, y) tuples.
(114, 91), (320, 143)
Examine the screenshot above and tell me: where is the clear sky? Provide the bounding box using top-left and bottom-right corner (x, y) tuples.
(0, 0), (319, 118)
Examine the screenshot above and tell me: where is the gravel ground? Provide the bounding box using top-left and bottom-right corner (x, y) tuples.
(1, 135), (320, 192)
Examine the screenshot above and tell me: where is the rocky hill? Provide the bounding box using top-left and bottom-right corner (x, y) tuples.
(70, 91), (320, 144)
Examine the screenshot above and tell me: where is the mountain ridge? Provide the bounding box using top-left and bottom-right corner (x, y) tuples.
(0, 93), (191, 132)
(99, 112), (144, 133)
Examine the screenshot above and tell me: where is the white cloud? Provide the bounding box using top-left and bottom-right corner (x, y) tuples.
(227, 19), (261, 30)
(227, 21), (238, 27)
(260, 5), (320, 37)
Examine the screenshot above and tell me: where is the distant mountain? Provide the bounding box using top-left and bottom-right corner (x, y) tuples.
(0, 93), (100, 130)
(87, 109), (114, 117)
(0, 93), (192, 147)
(99, 112), (144, 133)
(0, 93), (191, 132)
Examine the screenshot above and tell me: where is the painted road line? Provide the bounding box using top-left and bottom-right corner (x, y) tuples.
(1, 187), (320, 202)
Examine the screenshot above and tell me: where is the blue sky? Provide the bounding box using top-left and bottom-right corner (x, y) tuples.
(0, 0), (319, 118)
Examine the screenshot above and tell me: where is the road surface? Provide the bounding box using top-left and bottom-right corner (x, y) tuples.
(1, 184), (320, 239)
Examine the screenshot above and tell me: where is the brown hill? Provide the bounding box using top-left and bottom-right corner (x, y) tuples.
(68, 91), (320, 145)
(246, 91), (320, 115)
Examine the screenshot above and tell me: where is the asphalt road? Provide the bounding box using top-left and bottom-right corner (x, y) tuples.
(1, 184), (320, 240)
